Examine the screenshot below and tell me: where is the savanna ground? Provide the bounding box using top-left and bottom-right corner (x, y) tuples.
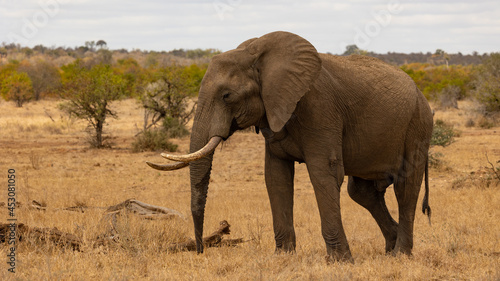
(0, 98), (499, 280)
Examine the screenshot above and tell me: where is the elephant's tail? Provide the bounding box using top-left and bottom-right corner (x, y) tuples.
(422, 158), (431, 225)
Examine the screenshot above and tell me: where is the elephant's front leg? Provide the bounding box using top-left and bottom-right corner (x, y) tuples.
(265, 143), (296, 252)
(306, 157), (353, 262)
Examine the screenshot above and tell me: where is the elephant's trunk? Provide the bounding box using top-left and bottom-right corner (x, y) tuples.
(189, 119), (215, 254)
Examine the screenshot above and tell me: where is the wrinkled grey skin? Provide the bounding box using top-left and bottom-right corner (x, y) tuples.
(188, 31), (433, 261)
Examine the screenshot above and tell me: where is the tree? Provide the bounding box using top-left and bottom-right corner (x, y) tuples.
(84, 41), (96, 52)
(1, 71), (33, 107)
(18, 60), (61, 100)
(96, 49), (113, 65)
(133, 65), (198, 152)
(472, 53), (500, 113)
(60, 62), (127, 148)
(22, 47), (33, 58)
(342, 44), (367, 56)
(96, 40), (107, 49)
(430, 49), (450, 67)
(116, 57), (145, 97)
(33, 44), (47, 54)
(139, 66), (196, 137)
(0, 47), (7, 58)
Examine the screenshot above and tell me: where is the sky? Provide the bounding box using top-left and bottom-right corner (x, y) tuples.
(1, 0), (499, 55)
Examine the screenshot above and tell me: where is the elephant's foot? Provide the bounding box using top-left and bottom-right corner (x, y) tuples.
(391, 245), (412, 256)
(274, 245), (295, 254)
(274, 236), (296, 253)
(384, 228), (398, 253)
(325, 247), (354, 264)
(385, 238), (397, 253)
(391, 237), (413, 256)
(391, 222), (414, 256)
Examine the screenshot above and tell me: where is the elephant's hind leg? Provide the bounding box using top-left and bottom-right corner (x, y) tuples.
(347, 176), (398, 252)
(392, 148), (427, 255)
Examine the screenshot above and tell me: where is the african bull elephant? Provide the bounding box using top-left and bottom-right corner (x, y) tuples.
(147, 31), (433, 261)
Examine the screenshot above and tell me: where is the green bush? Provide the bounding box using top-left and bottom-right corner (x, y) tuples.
(132, 129), (178, 152)
(431, 119), (455, 147)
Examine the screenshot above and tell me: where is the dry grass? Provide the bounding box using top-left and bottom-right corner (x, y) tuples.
(1, 99), (499, 280)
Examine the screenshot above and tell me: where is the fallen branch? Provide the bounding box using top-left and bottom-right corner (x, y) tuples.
(0, 223), (82, 251)
(167, 220), (246, 252)
(30, 200), (47, 211)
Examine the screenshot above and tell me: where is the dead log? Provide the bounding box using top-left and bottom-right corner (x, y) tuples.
(167, 220), (245, 252)
(105, 199), (186, 220)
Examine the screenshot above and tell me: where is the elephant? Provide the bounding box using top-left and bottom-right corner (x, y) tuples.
(147, 31), (433, 261)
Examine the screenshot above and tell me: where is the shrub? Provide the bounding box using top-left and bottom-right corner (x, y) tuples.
(132, 129), (178, 152)
(431, 119), (455, 147)
(1, 71), (33, 107)
(477, 116), (495, 129)
(428, 119), (457, 169)
(401, 63), (472, 101)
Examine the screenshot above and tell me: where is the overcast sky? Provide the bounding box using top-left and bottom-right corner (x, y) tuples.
(1, 0), (499, 55)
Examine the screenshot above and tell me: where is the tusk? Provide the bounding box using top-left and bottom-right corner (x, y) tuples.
(146, 161), (189, 171)
(161, 136), (222, 162)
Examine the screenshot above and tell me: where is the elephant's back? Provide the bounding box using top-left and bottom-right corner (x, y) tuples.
(318, 54), (427, 179)
(319, 54), (416, 91)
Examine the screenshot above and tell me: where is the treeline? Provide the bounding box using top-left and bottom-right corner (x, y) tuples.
(1, 41), (489, 67)
(0, 44), (209, 149)
(0, 42), (220, 67)
(341, 44), (487, 66)
(0, 42), (498, 148)
(371, 52), (484, 66)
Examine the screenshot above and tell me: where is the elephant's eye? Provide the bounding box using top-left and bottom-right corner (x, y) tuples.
(222, 92), (231, 100)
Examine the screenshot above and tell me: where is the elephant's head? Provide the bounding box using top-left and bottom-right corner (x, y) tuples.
(147, 31), (322, 253)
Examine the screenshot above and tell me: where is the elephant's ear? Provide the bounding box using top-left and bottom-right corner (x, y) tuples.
(245, 31), (322, 132)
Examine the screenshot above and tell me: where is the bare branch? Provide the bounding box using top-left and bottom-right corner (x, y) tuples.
(485, 152), (500, 181)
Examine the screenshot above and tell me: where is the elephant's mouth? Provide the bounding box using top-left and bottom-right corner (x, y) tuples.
(225, 118), (243, 140)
